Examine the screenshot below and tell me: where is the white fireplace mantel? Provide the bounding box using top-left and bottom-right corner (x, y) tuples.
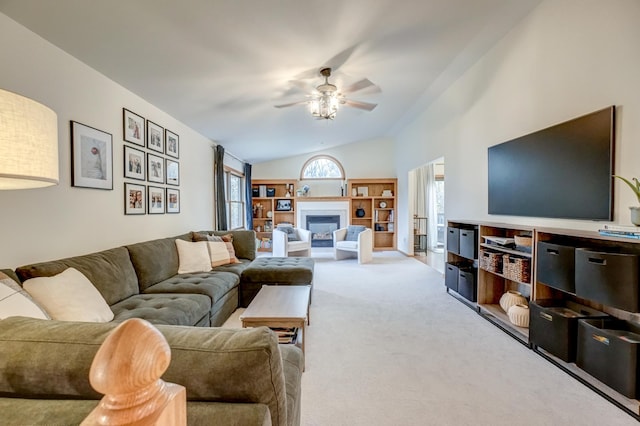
(296, 200), (349, 230)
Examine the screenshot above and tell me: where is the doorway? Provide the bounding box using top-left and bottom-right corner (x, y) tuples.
(409, 158), (445, 273)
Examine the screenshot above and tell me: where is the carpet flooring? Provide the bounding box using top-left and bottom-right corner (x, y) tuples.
(224, 250), (637, 425)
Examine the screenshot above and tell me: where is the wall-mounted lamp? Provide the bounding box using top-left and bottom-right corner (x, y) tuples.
(0, 88), (58, 189)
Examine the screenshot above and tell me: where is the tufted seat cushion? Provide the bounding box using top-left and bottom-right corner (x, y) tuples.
(110, 293), (211, 326)
(335, 240), (359, 250)
(240, 257), (314, 307)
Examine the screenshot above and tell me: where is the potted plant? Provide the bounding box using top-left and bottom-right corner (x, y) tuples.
(614, 175), (640, 225)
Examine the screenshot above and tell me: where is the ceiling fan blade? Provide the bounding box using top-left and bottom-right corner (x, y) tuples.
(274, 100), (308, 108)
(324, 45), (358, 72)
(341, 78), (379, 95)
(343, 99), (377, 111)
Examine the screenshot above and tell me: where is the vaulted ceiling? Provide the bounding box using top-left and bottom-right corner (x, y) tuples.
(0, 0), (541, 163)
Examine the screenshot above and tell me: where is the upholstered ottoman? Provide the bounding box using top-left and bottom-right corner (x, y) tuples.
(240, 257), (314, 307)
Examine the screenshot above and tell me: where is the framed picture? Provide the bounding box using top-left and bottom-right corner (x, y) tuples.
(357, 186), (369, 197)
(125, 182), (146, 215)
(276, 199), (292, 211)
(122, 108), (145, 146)
(165, 129), (179, 158)
(166, 159), (179, 186)
(147, 153), (165, 184)
(148, 185), (165, 214)
(123, 145), (145, 180)
(147, 120), (164, 153)
(71, 121), (113, 190)
(166, 188), (180, 213)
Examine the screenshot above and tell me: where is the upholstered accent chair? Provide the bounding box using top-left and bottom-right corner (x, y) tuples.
(272, 226), (312, 257)
(333, 226), (373, 264)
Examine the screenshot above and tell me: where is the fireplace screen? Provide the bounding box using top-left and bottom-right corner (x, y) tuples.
(306, 215), (340, 247)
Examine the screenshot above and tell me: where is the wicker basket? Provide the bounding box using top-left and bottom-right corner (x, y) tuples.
(514, 235), (532, 247)
(502, 254), (531, 283)
(479, 249), (503, 273)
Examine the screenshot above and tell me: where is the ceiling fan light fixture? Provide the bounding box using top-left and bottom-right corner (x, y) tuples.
(308, 68), (344, 120)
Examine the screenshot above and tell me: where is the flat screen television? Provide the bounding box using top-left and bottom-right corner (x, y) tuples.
(488, 106), (615, 220)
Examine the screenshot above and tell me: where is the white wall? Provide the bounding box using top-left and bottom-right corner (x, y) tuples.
(394, 0), (640, 253)
(252, 137), (395, 197)
(0, 13), (215, 268)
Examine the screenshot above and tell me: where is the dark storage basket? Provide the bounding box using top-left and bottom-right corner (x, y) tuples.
(447, 227), (460, 254)
(575, 248), (640, 312)
(444, 262), (459, 292)
(479, 249), (502, 273)
(458, 267), (477, 302)
(502, 254), (530, 283)
(577, 318), (640, 398)
(536, 242), (576, 294)
(459, 229), (477, 260)
(530, 300), (608, 362)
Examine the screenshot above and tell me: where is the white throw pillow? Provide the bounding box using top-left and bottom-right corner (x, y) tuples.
(175, 239), (212, 273)
(22, 267), (114, 322)
(0, 273), (50, 320)
(207, 241), (232, 267)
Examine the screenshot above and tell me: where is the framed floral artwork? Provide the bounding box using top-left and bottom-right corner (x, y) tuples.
(71, 121), (113, 190)
(125, 182), (146, 215)
(123, 108), (145, 146)
(147, 120), (164, 153)
(147, 153), (164, 184)
(123, 145), (145, 181)
(165, 129), (179, 158)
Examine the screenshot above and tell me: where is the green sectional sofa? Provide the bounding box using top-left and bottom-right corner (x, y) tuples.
(0, 229), (308, 426)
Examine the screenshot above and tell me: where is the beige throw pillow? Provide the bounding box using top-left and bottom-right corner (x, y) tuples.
(0, 273), (50, 320)
(22, 267), (114, 322)
(207, 241), (232, 267)
(175, 239), (212, 274)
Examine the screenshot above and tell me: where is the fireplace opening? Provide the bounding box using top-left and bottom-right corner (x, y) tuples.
(306, 215), (340, 247)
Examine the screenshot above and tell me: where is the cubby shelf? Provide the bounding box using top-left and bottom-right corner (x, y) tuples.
(447, 219), (640, 418)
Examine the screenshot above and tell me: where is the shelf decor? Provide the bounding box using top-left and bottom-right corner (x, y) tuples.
(499, 290), (527, 313)
(507, 304), (530, 328)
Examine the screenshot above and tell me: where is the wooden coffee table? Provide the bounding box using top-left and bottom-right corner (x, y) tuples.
(240, 285), (311, 368)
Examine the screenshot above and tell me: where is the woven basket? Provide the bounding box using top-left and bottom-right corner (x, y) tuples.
(479, 249), (503, 273)
(514, 235), (532, 247)
(502, 254), (531, 283)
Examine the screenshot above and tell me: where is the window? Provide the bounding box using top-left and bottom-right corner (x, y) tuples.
(300, 155), (344, 180)
(226, 170), (244, 229)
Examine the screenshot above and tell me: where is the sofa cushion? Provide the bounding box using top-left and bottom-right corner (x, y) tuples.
(23, 268), (114, 323)
(110, 293), (210, 326)
(335, 240), (359, 250)
(0, 316), (295, 426)
(175, 239), (212, 274)
(143, 271), (240, 306)
(126, 237), (180, 291)
(15, 247), (139, 306)
(0, 272), (50, 320)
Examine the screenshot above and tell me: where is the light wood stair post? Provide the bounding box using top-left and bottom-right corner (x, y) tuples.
(81, 318), (186, 426)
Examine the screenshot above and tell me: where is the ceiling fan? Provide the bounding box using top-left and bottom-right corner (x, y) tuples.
(274, 67), (379, 120)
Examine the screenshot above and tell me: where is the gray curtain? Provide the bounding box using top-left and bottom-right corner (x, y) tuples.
(214, 145), (228, 230)
(244, 162), (252, 230)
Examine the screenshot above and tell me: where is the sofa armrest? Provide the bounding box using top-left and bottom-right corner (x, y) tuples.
(297, 228), (311, 243)
(333, 228), (348, 243)
(0, 316), (294, 426)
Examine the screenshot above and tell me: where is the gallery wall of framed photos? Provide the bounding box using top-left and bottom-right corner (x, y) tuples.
(122, 108), (180, 215)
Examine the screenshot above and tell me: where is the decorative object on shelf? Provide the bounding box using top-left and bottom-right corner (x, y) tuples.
(479, 249), (503, 273)
(379, 201), (387, 208)
(276, 199), (292, 211)
(357, 186), (368, 197)
(381, 189), (393, 197)
(507, 304), (530, 328)
(252, 187), (260, 197)
(266, 187), (276, 197)
(355, 204), (365, 217)
(352, 187), (357, 196)
(266, 210), (273, 218)
(296, 184), (310, 197)
(71, 121), (113, 190)
(614, 175), (640, 225)
(502, 255), (531, 283)
(253, 203), (264, 218)
(499, 290), (527, 313)
(285, 189), (291, 197)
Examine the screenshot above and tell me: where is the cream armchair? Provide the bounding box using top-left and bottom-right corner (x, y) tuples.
(333, 226), (373, 264)
(272, 226), (312, 257)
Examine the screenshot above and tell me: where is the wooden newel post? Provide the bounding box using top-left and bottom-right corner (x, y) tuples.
(81, 318), (186, 426)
